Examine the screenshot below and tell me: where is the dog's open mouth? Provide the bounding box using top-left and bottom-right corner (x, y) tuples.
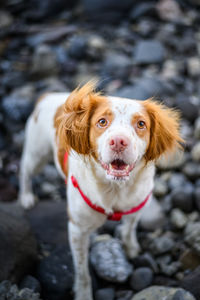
(101, 159), (135, 178)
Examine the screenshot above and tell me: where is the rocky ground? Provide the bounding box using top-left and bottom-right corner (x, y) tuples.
(0, 0), (200, 299)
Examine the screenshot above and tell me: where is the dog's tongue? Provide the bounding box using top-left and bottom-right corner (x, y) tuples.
(111, 159), (127, 170)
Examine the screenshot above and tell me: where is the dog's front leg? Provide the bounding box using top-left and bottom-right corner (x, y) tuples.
(68, 221), (93, 300)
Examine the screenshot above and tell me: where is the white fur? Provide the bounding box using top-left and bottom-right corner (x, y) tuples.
(19, 93), (155, 300)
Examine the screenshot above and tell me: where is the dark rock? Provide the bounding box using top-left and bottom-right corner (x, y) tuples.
(0, 177), (17, 202)
(194, 187), (200, 211)
(130, 2), (157, 20)
(0, 281), (42, 300)
(2, 71), (26, 89)
(175, 94), (198, 123)
(130, 267), (153, 291)
(150, 235), (175, 255)
(68, 36), (88, 60)
(114, 77), (165, 100)
(133, 40), (165, 64)
(90, 237), (133, 283)
(0, 203), (37, 282)
(131, 286), (195, 300)
(82, 0), (133, 23)
(180, 266), (200, 300)
(157, 255), (181, 276)
(20, 275), (41, 293)
(102, 52), (132, 81)
(26, 201), (68, 246)
(132, 252), (158, 273)
(95, 288), (115, 300)
(171, 184), (194, 213)
(25, 0), (77, 20)
(37, 246), (74, 300)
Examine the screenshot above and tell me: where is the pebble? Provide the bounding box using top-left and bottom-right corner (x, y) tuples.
(131, 286), (195, 300)
(95, 288), (115, 300)
(191, 142), (200, 162)
(132, 252), (158, 273)
(194, 187), (200, 211)
(187, 57), (200, 77)
(90, 238), (133, 283)
(170, 208), (187, 229)
(154, 177), (168, 198)
(133, 40), (166, 64)
(183, 162), (200, 180)
(0, 281), (42, 300)
(0, 10), (13, 28)
(194, 117), (200, 139)
(20, 275), (41, 293)
(184, 222), (200, 254)
(115, 290), (133, 300)
(68, 36), (88, 60)
(31, 44), (59, 77)
(130, 267), (153, 291)
(180, 249), (200, 270)
(150, 235), (175, 255)
(175, 94), (199, 123)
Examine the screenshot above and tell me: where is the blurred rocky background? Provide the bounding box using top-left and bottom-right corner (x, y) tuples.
(0, 0), (200, 299)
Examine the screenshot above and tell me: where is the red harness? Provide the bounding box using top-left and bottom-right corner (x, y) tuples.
(64, 152), (151, 221)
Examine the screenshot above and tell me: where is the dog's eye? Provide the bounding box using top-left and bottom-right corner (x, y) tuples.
(97, 118), (108, 128)
(137, 120), (146, 129)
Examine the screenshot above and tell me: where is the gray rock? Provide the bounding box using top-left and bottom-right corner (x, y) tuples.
(180, 266), (200, 300)
(130, 2), (156, 20)
(187, 57), (200, 77)
(183, 162), (200, 180)
(2, 85), (35, 123)
(31, 44), (58, 77)
(95, 288), (115, 300)
(0, 281), (42, 300)
(157, 255), (181, 276)
(90, 238), (133, 282)
(171, 184), (194, 213)
(115, 77), (165, 100)
(154, 177), (168, 198)
(102, 52), (132, 80)
(133, 40), (165, 64)
(150, 235), (175, 255)
(184, 222), (200, 254)
(170, 209), (187, 229)
(140, 197), (166, 230)
(131, 286), (195, 300)
(191, 142), (200, 162)
(0, 10), (13, 28)
(20, 275), (41, 294)
(194, 117), (200, 139)
(130, 267), (153, 291)
(0, 203), (37, 282)
(168, 173), (187, 190)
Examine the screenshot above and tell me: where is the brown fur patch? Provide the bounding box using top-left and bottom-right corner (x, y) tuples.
(142, 99), (184, 162)
(54, 81), (107, 156)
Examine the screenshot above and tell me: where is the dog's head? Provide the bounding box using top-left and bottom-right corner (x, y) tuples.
(56, 82), (183, 181)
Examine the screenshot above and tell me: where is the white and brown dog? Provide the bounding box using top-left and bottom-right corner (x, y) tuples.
(19, 82), (182, 300)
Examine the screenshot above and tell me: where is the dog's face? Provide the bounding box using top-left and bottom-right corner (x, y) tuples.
(56, 82), (182, 181)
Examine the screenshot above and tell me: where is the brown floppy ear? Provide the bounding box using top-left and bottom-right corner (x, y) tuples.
(55, 81), (104, 155)
(143, 99), (184, 162)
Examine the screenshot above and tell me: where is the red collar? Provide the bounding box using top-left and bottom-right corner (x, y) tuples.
(64, 152), (151, 221)
(71, 175), (151, 221)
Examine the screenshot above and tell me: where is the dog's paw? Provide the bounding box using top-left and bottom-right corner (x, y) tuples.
(19, 193), (37, 209)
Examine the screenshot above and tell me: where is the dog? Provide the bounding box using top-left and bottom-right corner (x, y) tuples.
(19, 82), (182, 300)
